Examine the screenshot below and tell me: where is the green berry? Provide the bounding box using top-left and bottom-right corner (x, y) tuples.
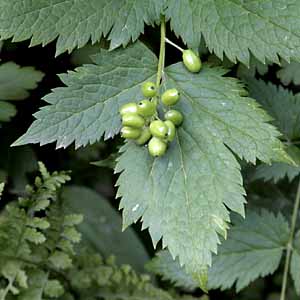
(161, 89), (180, 106)
(165, 120), (176, 142)
(121, 126), (141, 139)
(135, 127), (152, 145)
(148, 137), (167, 157)
(182, 49), (202, 73)
(119, 102), (138, 115)
(141, 82), (157, 98)
(165, 110), (183, 126)
(122, 113), (145, 128)
(137, 100), (156, 117)
(149, 120), (168, 139)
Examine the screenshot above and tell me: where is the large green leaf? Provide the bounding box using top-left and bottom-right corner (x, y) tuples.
(147, 210), (290, 292)
(13, 43), (157, 148)
(166, 0), (300, 65)
(13, 42), (290, 286)
(61, 185), (149, 273)
(0, 0), (165, 56)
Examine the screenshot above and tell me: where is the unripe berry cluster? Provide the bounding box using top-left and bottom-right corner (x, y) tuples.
(119, 82), (183, 157)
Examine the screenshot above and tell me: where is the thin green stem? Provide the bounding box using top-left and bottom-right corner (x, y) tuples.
(165, 37), (184, 52)
(156, 16), (166, 91)
(280, 178), (300, 300)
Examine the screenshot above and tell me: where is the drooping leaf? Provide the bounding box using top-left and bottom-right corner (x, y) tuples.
(0, 62), (44, 100)
(13, 43), (157, 148)
(0, 0), (165, 56)
(13, 42), (290, 286)
(147, 210), (290, 292)
(291, 231), (300, 295)
(277, 60), (300, 86)
(166, 0), (300, 65)
(61, 185), (149, 273)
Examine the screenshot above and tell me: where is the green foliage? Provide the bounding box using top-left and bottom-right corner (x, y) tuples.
(0, 164), (201, 300)
(0, 62), (44, 122)
(242, 78), (300, 183)
(165, 0), (300, 64)
(3, 3), (300, 300)
(0, 0), (165, 56)
(13, 42), (157, 148)
(277, 60), (300, 86)
(13, 41), (291, 286)
(3, 1), (300, 65)
(147, 211), (290, 292)
(0, 162), (74, 299)
(291, 231), (300, 295)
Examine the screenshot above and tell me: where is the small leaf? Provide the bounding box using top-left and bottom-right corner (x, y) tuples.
(0, 101), (16, 122)
(277, 60), (300, 86)
(0, 62), (44, 100)
(49, 251), (72, 270)
(44, 280), (64, 298)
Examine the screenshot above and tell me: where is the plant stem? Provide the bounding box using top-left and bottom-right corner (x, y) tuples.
(165, 37), (184, 52)
(156, 16), (166, 90)
(280, 178), (300, 300)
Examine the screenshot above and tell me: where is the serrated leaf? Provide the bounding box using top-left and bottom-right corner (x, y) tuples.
(208, 210), (289, 292)
(14, 42), (289, 283)
(63, 214), (84, 227)
(291, 231), (300, 295)
(13, 43), (157, 148)
(146, 251), (198, 291)
(62, 227), (81, 243)
(24, 228), (46, 244)
(277, 60), (300, 86)
(148, 210), (290, 293)
(0, 62), (44, 100)
(254, 145), (300, 183)
(0, 0), (165, 56)
(44, 280), (64, 298)
(245, 78), (300, 141)
(62, 186), (149, 273)
(49, 251), (72, 270)
(27, 217), (50, 230)
(166, 0), (300, 65)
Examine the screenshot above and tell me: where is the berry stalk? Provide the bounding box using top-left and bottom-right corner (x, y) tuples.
(280, 178), (300, 300)
(156, 16), (166, 92)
